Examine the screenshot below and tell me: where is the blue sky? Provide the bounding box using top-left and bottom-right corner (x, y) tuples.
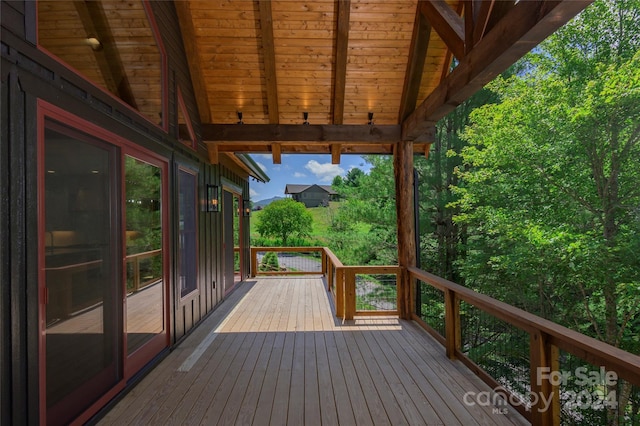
(248, 154), (372, 202)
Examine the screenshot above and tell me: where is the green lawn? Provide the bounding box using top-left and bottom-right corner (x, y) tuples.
(250, 200), (370, 246)
(250, 201), (342, 244)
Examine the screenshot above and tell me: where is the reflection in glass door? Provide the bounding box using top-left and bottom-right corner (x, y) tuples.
(124, 155), (166, 366)
(43, 125), (121, 426)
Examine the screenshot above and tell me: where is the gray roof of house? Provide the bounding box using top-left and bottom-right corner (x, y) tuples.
(284, 184), (337, 195)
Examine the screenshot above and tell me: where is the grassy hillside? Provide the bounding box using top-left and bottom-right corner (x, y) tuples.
(250, 201), (343, 245)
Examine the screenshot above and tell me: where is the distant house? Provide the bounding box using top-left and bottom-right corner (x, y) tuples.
(285, 184), (338, 207)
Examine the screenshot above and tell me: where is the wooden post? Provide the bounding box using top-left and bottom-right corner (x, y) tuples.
(444, 289), (460, 359)
(322, 249), (327, 281)
(343, 269), (355, 320)
(250, 247), (258, 277)
(336, 267), (344, 318)
(394, 140), (416, 319)
(133, 257), (140, 292)
(529, 330), (558, 426)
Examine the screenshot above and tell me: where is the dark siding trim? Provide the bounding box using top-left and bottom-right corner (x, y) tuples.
(1, 63), (11, 426)
(1, 1), (25, 39)
(149, 2), (203, 151)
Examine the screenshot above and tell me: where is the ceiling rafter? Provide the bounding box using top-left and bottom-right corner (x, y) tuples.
(332, 0), (351, 125)
(471, 0), (497, 47)
(403, 0), (593, 141)
(420, 0), (465, 61)
(398, 3), (432, 123)
(209, 141), (434, 156)
(73, 0), (137, 108)
(202, 123), (404, 143)
(258, 0), (279, 125)
(175, 0), (212, 124)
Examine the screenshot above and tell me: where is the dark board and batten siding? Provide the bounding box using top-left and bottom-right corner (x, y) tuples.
(1, 1), (252, 422)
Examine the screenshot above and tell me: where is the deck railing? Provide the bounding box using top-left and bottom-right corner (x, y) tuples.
(249, 247), (398, 318)
(248, 246), (640, 424)
(125, 248), (162, 293)
(410, 267), (640, 425)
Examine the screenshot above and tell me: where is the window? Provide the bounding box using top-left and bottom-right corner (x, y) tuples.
(178, 168), (198, 298)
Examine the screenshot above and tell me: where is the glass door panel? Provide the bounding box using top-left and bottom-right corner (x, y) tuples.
(44, 126), (121, 426)
(124, 156), (165, 356)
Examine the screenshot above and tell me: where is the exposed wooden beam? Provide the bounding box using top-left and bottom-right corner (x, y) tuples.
(485, 0), (516, 34)
(201, 124), (404, 143)
(403, 0), (593, 140)
(472, 0), (497, 46)
(464, 1), (474, 55)
(272, 143), (281, 164)
(331, 144), (341, 164)
(420, 1), (465, 60)
(208, 141), (433, 156)
(332, 0), (350, 125)
(207, 143), (219, 164)
(174, 0), (212, 124)
(258, 0), (279, 124)
(73, 0), (137, 108)
(398, 3), (432, 122)
(440, 1), (465, 82)
(425, 143), (432, 159)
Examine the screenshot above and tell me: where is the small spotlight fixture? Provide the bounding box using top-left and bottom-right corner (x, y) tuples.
(237, 111), (244, 124)
(243, 199), (251, 216)
(368, 112), (374, 125)
(303, 111), (309, 125)
(85, 36), (103, 51)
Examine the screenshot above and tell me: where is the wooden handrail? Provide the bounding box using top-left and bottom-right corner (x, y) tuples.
(409, 265), (640, 424)
(247, 246), (640, 424)
(342, 265), (401, 320)
(126, 249), (161, 292)
(250, 246), (325, 277)
(409, 266), (640, 386)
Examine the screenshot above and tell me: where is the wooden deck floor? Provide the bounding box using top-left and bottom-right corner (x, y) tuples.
(98, 277), (529, 426)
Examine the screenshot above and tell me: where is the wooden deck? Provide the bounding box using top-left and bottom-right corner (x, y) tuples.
(98, 277), (529, 425)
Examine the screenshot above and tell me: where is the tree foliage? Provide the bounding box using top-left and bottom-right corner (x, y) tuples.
(255, 198), (313, 246)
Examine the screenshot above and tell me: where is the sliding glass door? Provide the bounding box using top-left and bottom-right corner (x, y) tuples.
(43, 123), (121, 426)
(124, 154), (169, 375)
(40, 108), (170, 424)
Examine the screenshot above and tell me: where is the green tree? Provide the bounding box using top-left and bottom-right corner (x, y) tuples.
(329, 156), (398, 265)
(454, 2), (640, 423)
(255, 198), (313, 246)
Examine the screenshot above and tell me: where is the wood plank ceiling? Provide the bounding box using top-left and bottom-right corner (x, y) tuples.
(175, 0), (592, 165)
(38, 0), (593, 168)
(38, 0), (164, 128)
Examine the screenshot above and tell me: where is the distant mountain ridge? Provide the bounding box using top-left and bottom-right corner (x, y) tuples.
(253, 196), (284, 209)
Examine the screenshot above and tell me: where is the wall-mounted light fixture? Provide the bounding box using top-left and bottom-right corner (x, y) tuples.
(368, 112), (374, 125)
(303, 111), (309, 125)
(205, 184), (219, 212)
(237, 111), (244, 124)
(243, 199), (251, 216)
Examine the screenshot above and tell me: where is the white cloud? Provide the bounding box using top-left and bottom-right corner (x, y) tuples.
(250, 188), (258, 197)
(255, 161), (268, 172)
(293, 172), (307, 178)
(305, 160), (344, 182)
(255, 154), (272, 160)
